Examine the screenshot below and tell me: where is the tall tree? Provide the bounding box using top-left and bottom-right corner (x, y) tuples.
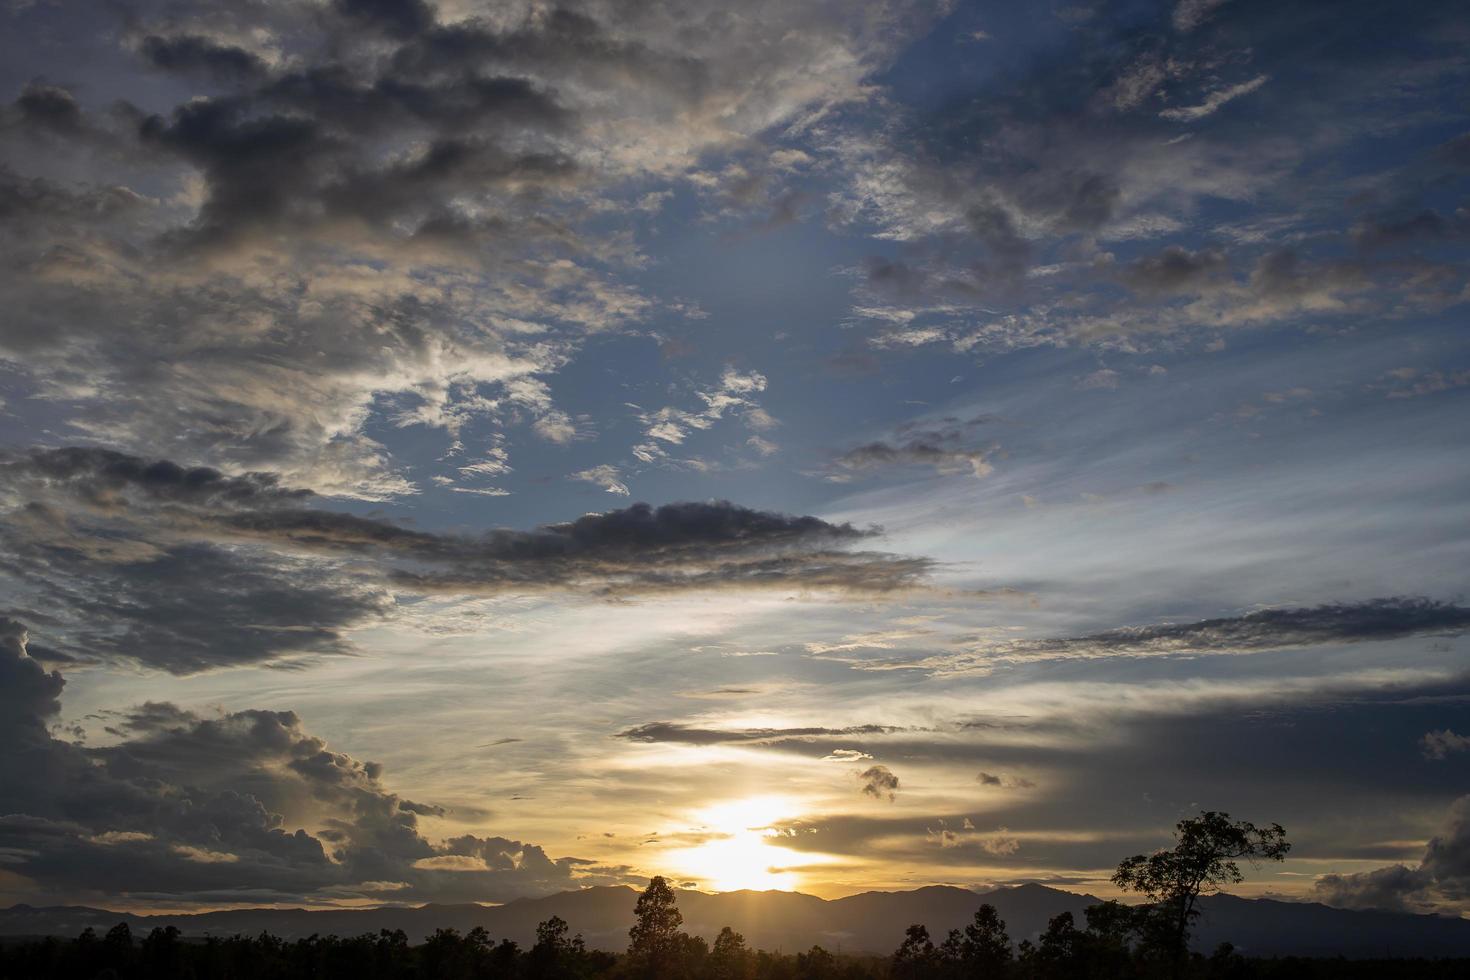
(1112, 810), (1289, 971)
(627, 876), (690, 979)
(892, 923), (936, 980)
(962, 903), (1013, 974)
(709, 926), (750, 980)
(529, 915), (586, 980)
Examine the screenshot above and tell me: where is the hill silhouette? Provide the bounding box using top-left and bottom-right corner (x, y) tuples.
(4, 883), (1468, 958)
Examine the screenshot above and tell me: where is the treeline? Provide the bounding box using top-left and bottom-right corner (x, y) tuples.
(1, 898), (1467, 980)
(3, 813), (1466, 979)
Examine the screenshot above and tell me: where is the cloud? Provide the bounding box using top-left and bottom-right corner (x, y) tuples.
(1159, 75), (1269, 122)
(618, 722), (902, 746)
(826, 440), (992, 481)
(570, 464), (631, 495)
(1352, 208), (1470, 251)
(0, 618), (626, 905)
(859, 765), (899, 801)
(804, 625), (939, 657)
(977, 771), (1035, 790)
(138, 33), (271, 83)
(1077, 368), (1120, 390)
(1422, 730), (1470, 761)
(896, 598), (1470, 674)
(927, 818), (1017, 855)
(822, 415), (997, 482)
(2, 537), (394, 674)
(979, 828), (1022, 856)
(1119, 245), (1229, 295)
(819, 0), (1469, 356)
(4, 446), (314, 509)
(1314, 795), (1470, 914)
(627, 367), (776, 468)
(1172, 0), (1231, 33)
(1378, 368), (1470, 400)
(0, 0), (945, 496)
(0, 447), (937, 672)
(452, 486), (513, 497)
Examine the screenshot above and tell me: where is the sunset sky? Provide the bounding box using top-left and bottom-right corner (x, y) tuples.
(2, 0), (1469, 917)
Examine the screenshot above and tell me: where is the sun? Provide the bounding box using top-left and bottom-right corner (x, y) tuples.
(669, 795), (801, 892)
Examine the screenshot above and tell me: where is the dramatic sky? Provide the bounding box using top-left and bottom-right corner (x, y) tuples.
(2, 0), (1469, 917)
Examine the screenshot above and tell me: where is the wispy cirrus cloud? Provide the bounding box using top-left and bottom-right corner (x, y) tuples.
(872, 599), (1470, 675)
(618, 722), (905, 746)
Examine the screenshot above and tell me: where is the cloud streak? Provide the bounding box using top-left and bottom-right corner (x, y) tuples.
(1, 446), (935, 672)
(619, 722), (904, 746)
(888, 599), (1470, 674)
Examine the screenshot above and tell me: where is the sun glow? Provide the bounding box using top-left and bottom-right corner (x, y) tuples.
(670, 796), (802, 892)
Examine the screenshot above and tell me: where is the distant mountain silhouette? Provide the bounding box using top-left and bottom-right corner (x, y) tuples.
(3, 884), (1468, 958)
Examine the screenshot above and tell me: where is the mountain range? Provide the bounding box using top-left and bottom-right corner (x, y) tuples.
(3, 884), (1467, 959)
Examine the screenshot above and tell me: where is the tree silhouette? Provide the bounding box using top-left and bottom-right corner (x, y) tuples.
(892, 923), (936, 980)
(627, 876), (699, 979)
(529, 915), (588, 979)
(795, 944), (838, 980)
(1112, 810), (1289, 973)
(1079, 900), (1136, 977)
(962, 903), (1012, 974)
(1030, 911), (1079, 978)
(709, 926), (751, 980)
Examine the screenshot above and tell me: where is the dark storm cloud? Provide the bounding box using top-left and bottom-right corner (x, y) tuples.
(138, 34), (270, 83)
(136, 89), (574, 250)
(0, 618), (64, 744)
(0, 167), (148, 224)
(904, 598), (1470, 672)
(1315, 795), (1470, 914)
(0, 537), (393, 674)
(117, 1), (586, 255)
(617, 722), (903, 745)
(2, 82), (88, 136)
(333, 0), (435, 39)
(4, 446), (314, 509)
(207, 493), (919, 597)
(0, 446), (935, 672)
(387, 7), (710, 103)
(0, 619), (625, 905)
(13, 446), (886, 558)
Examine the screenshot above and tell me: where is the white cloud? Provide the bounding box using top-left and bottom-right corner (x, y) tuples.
(1160, 74), (1270, 121)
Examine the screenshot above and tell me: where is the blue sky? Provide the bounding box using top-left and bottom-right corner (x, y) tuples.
(0, 0), (1468, 914)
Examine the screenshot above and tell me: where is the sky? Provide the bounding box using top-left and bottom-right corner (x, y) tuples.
(0, 0), (1468, 918)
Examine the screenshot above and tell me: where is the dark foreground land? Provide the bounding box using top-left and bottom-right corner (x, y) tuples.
(2, 923), (1469, 980)
(5, 882), (1470, 980)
